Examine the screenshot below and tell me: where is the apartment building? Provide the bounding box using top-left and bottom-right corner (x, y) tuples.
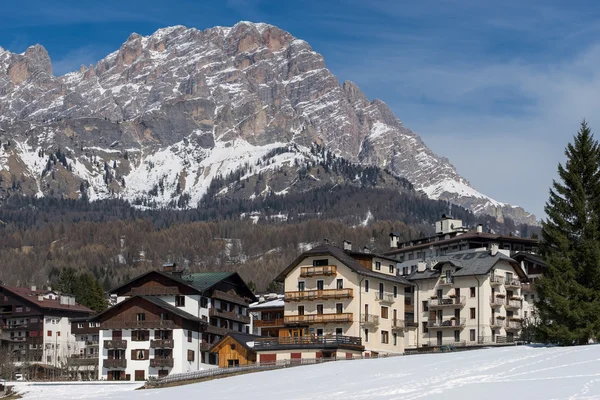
(0, 285), (93, 365)
(407, 246), (528, 348)
(512, 252), (546, 323)
(255, 244), (411, 363)
(68, 317), (100, 379)
(94, 265), (256, 380)
(250, 294), (284, 337)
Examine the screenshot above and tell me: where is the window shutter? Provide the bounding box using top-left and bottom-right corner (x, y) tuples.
(144, 330), (150, 340)
(144, 349), (149, 360)
(130, 349), (136, 359)
(155, 330), (160, 340)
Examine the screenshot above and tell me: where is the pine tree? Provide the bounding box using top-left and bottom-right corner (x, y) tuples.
(535, 121), (600, 345)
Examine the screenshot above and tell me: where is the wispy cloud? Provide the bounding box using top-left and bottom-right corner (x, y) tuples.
(51, 46), (109, 76)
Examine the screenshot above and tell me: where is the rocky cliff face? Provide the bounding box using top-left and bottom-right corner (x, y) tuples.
(0, 22), (537, 225)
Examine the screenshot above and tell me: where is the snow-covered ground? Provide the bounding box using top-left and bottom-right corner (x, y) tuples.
(12, 345), (600, 399)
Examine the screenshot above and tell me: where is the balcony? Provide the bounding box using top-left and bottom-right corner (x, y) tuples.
(506, 320), (522, 331)
(405, 303), (414, 313)
(437, 276), (454, 286)
(391, 319), (405, 330)
(374, 292), (395, 303)
(68, 355), (98, 366)
(103, 358), (127, 369)
(360, 313), (379, 327)
(209, 308), (251, 324)
(254, 318), (285, 328)
(285, 288), (353, 302)
(490, 296), (505, 307)
(427, 318), (466, 329)
(103, 340), (127, 349)
(150, 339), (174, 349)
(284, 313), (353, 325)
(254, 335), (363, 351)
(130, 286), (179, 296)
(300, 265), (337, 277)
(101, 320), (176, 329)
(505, 300), (522, 310)
(150, 357), (174, 368)
(200, 342), (213, 352)
(490, 317), (505, 328)
(205, 325), (229, 336)
(3, 324), (28, 330)
(490, 275), (504, 286)
(428, 296), (466, 308)
(213, 290), (250, 306)
(505, 279), (521, 289)
(85, 340), (99, 346)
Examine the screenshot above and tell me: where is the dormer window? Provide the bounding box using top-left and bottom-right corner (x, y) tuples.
(375, 262), (381, 271)
(389, 265), (395, 274)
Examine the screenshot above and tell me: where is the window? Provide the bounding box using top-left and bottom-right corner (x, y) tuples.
(57, 331), (61, 337)
(47, 356), (51, 363)
(317, 328), (324, 336)
(422, 301), (428, 312)
(470, 308), (476, 319)
(531, 294), (535, 301)
(470, 287), (476, 297)
(25, 307), (30, 312)
(454, 330), (460, 342)
(403, 267), (409, 275)
(524, 294), (528, 301)
(365, 280), (369, 293)
(136, 313), (145, 321)
(30, 331), (38, 337)
(336, 279), (344, 289)
(381, 307), (388, 319)
(389, 265), (395, 274)
(298, 306), (304, 315)
(375, 262), (381, 271)
(175, 295), (185, 307)
(470, 329), (476, 341)
(317, 304), (324, 314)
(160, 313), (169, 320)
(132, 330), (147, 341)
(313, 259), (329, 267)
(133, 350), (146, 360)
(47, 330), (52, 337)
(335, 328), (343, 336)
(77, 323), (83, 329)
(379, 282), (384, 298)
(15, 306), (22, 313)
(422, 322), (428, 334)
(393, 333), (398, 346)
(336, 303), (343, 314)
(187, 350), (195, 361)
(381, 330), (389, 344)
(200, 297), (209, 308)
(316, 280), (324, 290)
(393, 286), (398, 298)
(364, 329), (369, 342)
(298, 281), (305, 292)
(187, 330), (192, 343)
(524, 311), (528, 318)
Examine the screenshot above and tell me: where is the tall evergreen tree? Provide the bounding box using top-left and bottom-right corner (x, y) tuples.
(535, 121), (600, 345)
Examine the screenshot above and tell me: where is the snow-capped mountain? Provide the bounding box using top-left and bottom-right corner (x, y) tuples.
(0, 22), (536, 225)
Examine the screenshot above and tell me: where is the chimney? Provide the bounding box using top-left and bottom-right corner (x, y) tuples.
(31, 285), (36, 292)
(60, 295), (69, 305)
(37, 295), (43, 302)
(389, 233), (399, 249)
(476, 224), (483, 233)
(417, 261), (426, 273)
(491, 243), (499, 256)
(343, 240), (352, 251)
(162, 262), (178, 273)
(362, 246), (371, 254)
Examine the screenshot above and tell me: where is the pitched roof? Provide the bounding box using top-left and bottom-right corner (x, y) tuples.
(512, 251), (546, 266)
(275, 245), (412, 286)
(92, 295), (206, 324)
(210, 332), (261, 352)
(0, 286), (93, 314)
(181, 272), (236, 291)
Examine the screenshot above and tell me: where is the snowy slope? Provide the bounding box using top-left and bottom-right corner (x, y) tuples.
(12, 345), (600, 400)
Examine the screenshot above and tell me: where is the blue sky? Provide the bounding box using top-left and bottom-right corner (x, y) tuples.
(3, 0), (600, 219)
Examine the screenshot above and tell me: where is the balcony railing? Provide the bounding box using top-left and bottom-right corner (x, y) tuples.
(405, 303), (414, 313)
(101, 320), (175, 329)
(150, 339), (174, 349)
(428, 296), (466, 308)
(254, 318), (285, 328)
(103, 358), (127, 369)
(150, 357), (174, 368)
(490, 317), (505, 328)
(130, 286), (179, 296)
(213, 290), (250, 306)
(2, 324), (28, 330)
(300, 265), (337, 277)
(285, 289), (353, 302)
(504, 279), (521, 289)
(427, 318), (466, 328)
(505, 300), (522, 310)
(506, 320), (522, 330)
(360, 313), (379, 326)
(68, 355), (98, 366)
(438, 276), (454, 286)
(391, 319), (405, 329)
(254, 335), (363, 351)
(284, 313), (353, 325)
(103, 340), (127, 349)
(85, 340), (99, 346)
(520, 283), (533, 292)
(490, 296), (505, 307)
(490, 275), (504, 286)
(209, 308), (251, 324)
(205, 325), (229, 336)
(200, 342), (213, 352)
(374, 292), (395, 303)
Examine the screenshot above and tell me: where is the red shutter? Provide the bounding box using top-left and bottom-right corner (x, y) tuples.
(346, 353), (353, 360)
(259, 354), (276, 364)
(316, 351), (323, 359)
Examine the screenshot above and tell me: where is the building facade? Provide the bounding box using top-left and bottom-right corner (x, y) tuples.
(249, 294), (284, 337)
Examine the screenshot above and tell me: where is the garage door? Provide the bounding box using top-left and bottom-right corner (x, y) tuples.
(260, 354), (276, 364)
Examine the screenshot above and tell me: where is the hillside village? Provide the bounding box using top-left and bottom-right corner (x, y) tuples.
(0, 214), (545, 382)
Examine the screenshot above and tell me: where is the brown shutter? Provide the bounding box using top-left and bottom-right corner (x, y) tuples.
(144, 349), (149, 360)
(131, 349), (136, 359)
(113, 330), (122, 340)
(144, 330), (150, 340)
(155, 330), (160, 339)
(429, 311), (436, 320)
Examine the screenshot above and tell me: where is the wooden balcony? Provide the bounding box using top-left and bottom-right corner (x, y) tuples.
(200, 342), (213, 352)
(490, 296), (505, 307)
(2, 324), (28, 330)
(374, 292), (395, 303)
(437, 276), (454, 286)
(103, 340), (127, 349)
(150, 357), (174, 368)
(68, 355), (98, 366)
(490, 317), (505, 328)
(427, 318), (466, 329)
(520, 283), (533, 292)
(505, 300), (522, 310)
(391, 319), (405, 330)
(360, 313), (379, 327)
(213, 290), (250, 306)
(103, 358), (127, 369)
(254, 318), (285, 328)
(150, 339), (174, 349)
(285, 288), (353, 302)
(299, 265), (337, 277)
(130, 286), (179, 296)
(205, 324), (229, 336)
(101, 320), (176, 330)
(209, 308), (251, 324)
(490, 275), (504, 286)
(428, 296), (466, 308)
(504, 279), (522, 289)
(254, 335), (363, 351)
(284, 313), (353, 325)
(405, 304), (414, 313)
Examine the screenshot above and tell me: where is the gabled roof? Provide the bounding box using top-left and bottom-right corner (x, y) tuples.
(275, 245), (412, 286)
(92, 295), (206, 324)
(0, 286), (93, 314)
(210, 332), (261, 352)
(181, 272), (236, 291)
(512, 251), (546, 266)
(108, 270), (200, 295)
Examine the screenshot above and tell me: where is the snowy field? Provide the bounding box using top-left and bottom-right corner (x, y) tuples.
(11, 345), (600, 400)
